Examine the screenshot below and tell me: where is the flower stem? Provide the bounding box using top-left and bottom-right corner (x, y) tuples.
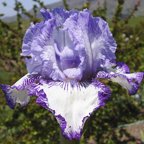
(60, 132), (80, 144)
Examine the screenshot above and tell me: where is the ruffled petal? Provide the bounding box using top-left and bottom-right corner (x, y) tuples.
(0, 74), (40, 109)
(21, 8), (117, 81)
(21, 12), (66, 81)
(32, 80), (111, 140)
(21, 22), (45, 73)
(80, 10), (117, 73)
(53, 29), (85, 80)
(62, 9), (117, 79)
(97, 62), (143, 95)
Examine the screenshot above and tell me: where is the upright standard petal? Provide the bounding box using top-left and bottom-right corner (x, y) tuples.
(62, 9), (117, 79)
(0, 74), (40, 109)
(97, 62), (143, 94)
(34, 81), (111, 139)
(21, 13), (67, 81)
(21, 8), (117, 81)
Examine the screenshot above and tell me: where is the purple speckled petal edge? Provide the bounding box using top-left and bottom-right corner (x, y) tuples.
(0, 84), (16, 109)
(0, 74), (40, 109)
(97, 62), (143, 95)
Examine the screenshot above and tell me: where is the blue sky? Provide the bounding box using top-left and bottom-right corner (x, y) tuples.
(0, 0), (61, 17)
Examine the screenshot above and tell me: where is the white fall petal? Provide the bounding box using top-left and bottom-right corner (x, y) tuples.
(36, 81), (110, 139)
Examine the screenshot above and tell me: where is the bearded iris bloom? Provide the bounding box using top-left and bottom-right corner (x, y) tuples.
(0, 8), (143, 140)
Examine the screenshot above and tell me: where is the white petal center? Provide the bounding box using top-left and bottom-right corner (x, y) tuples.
(41, 82), (101, 136)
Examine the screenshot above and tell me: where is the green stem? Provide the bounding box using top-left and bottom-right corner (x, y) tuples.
(60, 132), (80, 144)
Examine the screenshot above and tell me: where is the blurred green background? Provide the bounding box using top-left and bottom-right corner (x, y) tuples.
(0, 0), (144, 143)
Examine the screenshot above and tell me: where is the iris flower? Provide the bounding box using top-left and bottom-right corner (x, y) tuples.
(0, 8), (143, 140)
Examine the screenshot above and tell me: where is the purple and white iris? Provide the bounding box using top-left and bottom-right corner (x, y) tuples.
(0, 8), (143, 140)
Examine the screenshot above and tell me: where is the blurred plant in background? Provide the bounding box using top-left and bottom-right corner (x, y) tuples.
(0, 0), (144, 143)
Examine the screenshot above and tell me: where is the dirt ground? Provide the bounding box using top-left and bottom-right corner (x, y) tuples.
(122, 120), (144, 144)
(87, 120), (144, 144)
